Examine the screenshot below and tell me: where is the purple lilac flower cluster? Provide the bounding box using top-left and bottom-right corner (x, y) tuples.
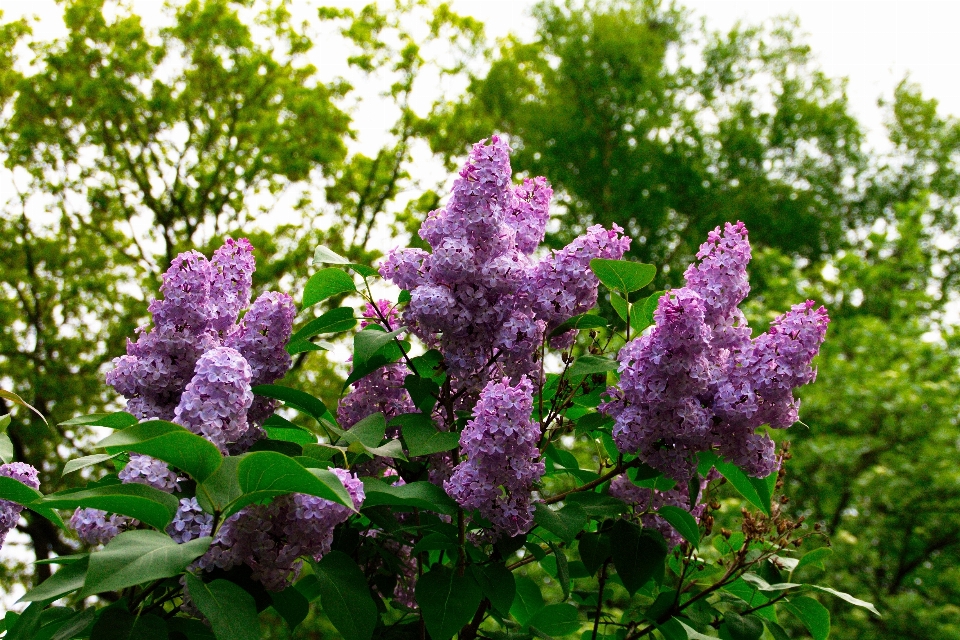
(603, 222), (829, 481)
(444, 376), (544, 538)
(609, 475), (708, 548)
(105, 238), (295, 452)
(380, 136), (628, 388)
(166, 498), (214, 544)
(0, 462), (40, 547)
(199, 468), (364, 591)
(72, 240), (295, 547)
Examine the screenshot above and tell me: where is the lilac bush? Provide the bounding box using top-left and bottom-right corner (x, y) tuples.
(0, 135), (872, 640)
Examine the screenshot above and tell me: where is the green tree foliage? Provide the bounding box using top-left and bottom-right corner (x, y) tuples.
(426, 0), (866, 280)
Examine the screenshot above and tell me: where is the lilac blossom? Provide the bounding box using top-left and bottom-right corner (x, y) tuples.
(70, 508), (136, 546)
(174, 347), (254, 453)
(0, 462), (39, 547)
(380, 136), (628, 388)
(210, 238), (255, 333)
(444, 376), (544, 538)
(166, 498), (213, 544)
(338, 362), (414, 436)
(603, 223), (829, 481)
(200, 469), (364, 591)
(118, 454), (179, 492)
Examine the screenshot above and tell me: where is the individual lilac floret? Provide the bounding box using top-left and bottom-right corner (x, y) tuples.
(199, 469), (364, 591)
(604, 288), (712, 481)
(70, 508), (136, 546)
(174, 347), (254, 453)
(609, 476), (706, 548)
(528, 223), (630, 347)
(444, 376), (544, 539)
(0, 462), (40, 547)
(210, 238), (255, 333)
(166, 498), (213, 544)
(118, 454), (179, 492)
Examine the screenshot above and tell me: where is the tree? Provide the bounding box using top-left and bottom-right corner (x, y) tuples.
(426, 0), (866, 282)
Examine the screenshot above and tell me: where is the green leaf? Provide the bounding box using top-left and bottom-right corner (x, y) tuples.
(589, 259), (657, 293)
(564, 492), (627, 519)
(633, 291), (664, 333)
(546, 541), (570, 600)
(811, 586), (881, 617)
(610, 519), (668, 594)
(42, 482), (172, 531)
(533, 502), (588, 544)
(526, 603), (580, 637)
(395, 413), (459, 457)
(59, 412), (138, 429)
(0, 389), (47, 424)
(81, 531), (211, 597)
(5, 602), (43, 640)
(185, 574), (260, 640)
(472, 563), (516, 617)
(782, 596), (830, 640)
(403, 374), (441, 413)
(89, 609), (166, 640)
(0, 476), (65, 529)
(610, 291), (629, 322)
(20, 557), (88, 602)
(0, 413), (10, 433)
(225, 451), (354, 518)
(567, 355), (619, 377)
(289, 307), (357, 343)
(312, 245), (351, 265)
(48, 609), (96, 640)
(0, 433), (12, 464)
(265, 425), (316, 446)
(270, 586), (310, 631)
(660, 618), (716, 640)
(509, 575), (545, 626)
(713, 459), (771, 516)
(302, 268), (356, 309)
(251, 384), (328, 422)
(792, 547), (833, 576)
(549, 313), (608, 338)
(97, 420), (222, 483)
(313, 551), (378, 640)
(195, 455), (243, 514)
(763, 620), (792, 640)
(286, 340), (327, 355)
(417, 565), (482, 640)
(354, 326), (407, 365)
(656, 505), (701, 546)
(338, 412), (387, 448)
(361, 478), (458, 515)
(578, 531), (611, 576)
(62, 453), (121, 477)
(411, 532), (458, 556)
(723, 612), (764, 640)
(166, 618), (216, 640)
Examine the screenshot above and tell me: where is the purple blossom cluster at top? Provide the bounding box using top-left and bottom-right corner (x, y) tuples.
(380, 136), (628, 388)
(105, 238), (295, 452)
(70, 508), (137, 546)
(602, 222), (829, 481)
(444, 376), (544, 538)
(0, 462), (39, 548)
(199, 468), (364, 591)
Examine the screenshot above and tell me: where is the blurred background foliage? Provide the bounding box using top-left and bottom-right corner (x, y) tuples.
(1, 0), (959, 638)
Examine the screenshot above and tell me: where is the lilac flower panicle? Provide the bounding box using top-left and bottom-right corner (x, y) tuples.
(444, 376), (544, 538)
(148, 250), (216, 333)
(338, 362), (414, 436)
(199, 469), (364, 591)
(381, 136), (629, 388)
(174, 346), (254, 453)
(210, 238), (255, 333)
(166, 498), (213, 544)
(604, 222), (829, 481)
(0, 463), (40, 547)
(70, 508), (136, 546)
(118, 454), (179, 492)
